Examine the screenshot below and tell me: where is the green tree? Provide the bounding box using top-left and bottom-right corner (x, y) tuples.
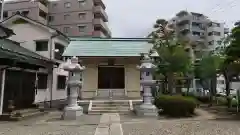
(149, 19), (192, 94)
(195, 54), (223, 104)
(221, 21), (240, 107)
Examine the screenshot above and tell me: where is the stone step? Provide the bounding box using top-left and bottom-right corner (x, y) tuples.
(92, 101), (129, 104)
(88, 110), (130, 115)
(0, 109), (48, 121)
(91, 106), (129, 110)
(11, 111), (48, 121)
(91, 104), (129, 107)
(14, 108), (40, 114)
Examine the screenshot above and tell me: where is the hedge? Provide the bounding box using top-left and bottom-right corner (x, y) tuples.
(154, 95), (198, 117)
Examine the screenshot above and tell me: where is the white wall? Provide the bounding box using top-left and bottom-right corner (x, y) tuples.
(7, 23), (52, 58)
(4, 22), (69, 103)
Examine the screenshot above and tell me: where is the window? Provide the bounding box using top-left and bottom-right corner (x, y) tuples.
(54, 43), (65, 60)
(192, 31), (200, 36)
(78, 25), (86, 32)
(208, 32), (213, 36)
(64, 14), (70, 20)
(64, 2), (71, 8)
(39, 9), (47, 19)
(52, 3), (57, 8)
(213, 31), (221, 36)
(12, 11), (20, 15)
(78, 0), (86, 6)
(208, 40), (214, 45)
(3, 11), (8, 18)
(21, 11), (29, 16)
(217, 40), (222, 45)
(63, 27), (70, 33)
(36, 41), (48, 51)
(208, 22), (220, 27)
(48, 16), (54, 22)
(213, 23), (220, 27)
(192, 22), (201, 27)
(37, 73), (48, 89)
(57, 75), (66, 89)
(78, 13), (86, 19)
(217, 80), (225, 85)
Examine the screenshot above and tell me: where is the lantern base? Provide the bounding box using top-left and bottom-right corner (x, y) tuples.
(62, 105), (83, 120)
(136, 103), (158, 117)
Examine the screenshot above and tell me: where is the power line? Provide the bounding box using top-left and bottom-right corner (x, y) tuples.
(200, 0), (238, 28)
(210, 0), (236, 13)
(209, 0), (237, 17)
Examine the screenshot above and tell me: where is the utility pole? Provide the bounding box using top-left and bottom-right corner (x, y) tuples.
(0, 0), (4, 22)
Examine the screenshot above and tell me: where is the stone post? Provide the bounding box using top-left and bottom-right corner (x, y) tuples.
(136, 54), (158, 117)
(62, 56), (85, 120)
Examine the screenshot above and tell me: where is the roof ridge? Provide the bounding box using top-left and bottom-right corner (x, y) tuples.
(70, 37), (150, 41)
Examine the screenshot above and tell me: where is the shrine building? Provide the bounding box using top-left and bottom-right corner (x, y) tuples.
(63, 37), (157, 100)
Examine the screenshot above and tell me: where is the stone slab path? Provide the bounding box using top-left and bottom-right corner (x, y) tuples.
(94, 113), (123, 135)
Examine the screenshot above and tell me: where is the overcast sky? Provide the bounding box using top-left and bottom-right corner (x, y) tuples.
(103, 0), (239, 37)
(5, 0), (240, 37)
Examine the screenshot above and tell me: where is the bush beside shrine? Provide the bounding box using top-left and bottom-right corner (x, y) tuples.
(154, 95), (198, 117)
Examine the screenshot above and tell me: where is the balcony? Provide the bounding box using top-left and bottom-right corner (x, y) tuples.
(93, 0), (106, 10)
(93, 5), (108, 22)
(193, 35), (205, 42)
(191, 26), (205, 33)
(179, 24), (190, 33)
(92, 30), (106, 37)
(38, 9), (47, 24)
(177, 15), (190, 25)
(38, 0), (48, 13)
(93, 18), (111, 37)
(224, 28), (230, 34)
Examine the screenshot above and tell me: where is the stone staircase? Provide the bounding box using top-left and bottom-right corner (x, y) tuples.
(0, 108), (48, 121)
(88, 100), (132, 115)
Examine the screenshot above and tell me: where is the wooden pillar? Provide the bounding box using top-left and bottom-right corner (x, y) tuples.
(0, 69), (6, 115)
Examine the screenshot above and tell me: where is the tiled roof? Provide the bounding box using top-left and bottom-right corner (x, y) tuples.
(63, 38), (157, 57)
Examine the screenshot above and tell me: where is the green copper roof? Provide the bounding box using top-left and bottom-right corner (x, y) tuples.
(63, 38), (156, 57)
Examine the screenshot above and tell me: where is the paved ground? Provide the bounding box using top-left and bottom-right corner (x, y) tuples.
(1, 109), (240, 135)
(0, 111), (100, 135)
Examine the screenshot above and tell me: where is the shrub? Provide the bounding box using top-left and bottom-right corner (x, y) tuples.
(215, 97), (227, 106)
(214, 96), (239, 107)
(154, 95), (197, 117)
(196, 97), (211, 103)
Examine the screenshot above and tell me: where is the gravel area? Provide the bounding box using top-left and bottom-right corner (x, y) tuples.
(2, 110), (240, 135)
(0, 111), (100, 135)
(122, 118), (240, 135)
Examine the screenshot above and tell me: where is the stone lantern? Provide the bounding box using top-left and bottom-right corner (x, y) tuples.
(136, 54), (158, 117)
(62, 56), (85, 120)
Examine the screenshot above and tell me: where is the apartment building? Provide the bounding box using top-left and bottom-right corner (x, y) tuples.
(168, 11), (230, 91)
(3, 0), (48, 24)
(169, 11), (229, 60)
(3, 0), (111, 37)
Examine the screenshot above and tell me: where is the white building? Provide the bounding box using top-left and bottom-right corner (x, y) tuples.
(1, 13), (70, 108)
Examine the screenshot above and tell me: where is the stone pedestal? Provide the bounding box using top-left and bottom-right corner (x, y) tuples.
(136, 54), (158, 117)
(62, 56), (85, 120)
(63, 106), (83, 120)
